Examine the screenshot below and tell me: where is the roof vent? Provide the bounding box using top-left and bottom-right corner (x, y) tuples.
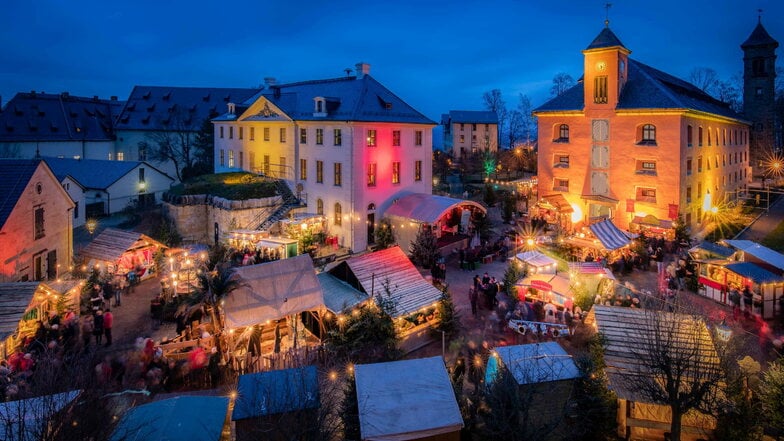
(142, 91), (151, 100)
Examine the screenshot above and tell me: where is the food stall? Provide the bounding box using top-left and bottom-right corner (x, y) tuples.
(696, 260), (783, 319)
(514, 251), (558, 275)
(79, 228), (166, 279)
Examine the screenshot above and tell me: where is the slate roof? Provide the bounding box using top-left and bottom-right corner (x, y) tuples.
(535, 30), (745, 122)
(741, 21), (779, 48)
(0, 92), (123, 142)
(43, 157), (172, 190)
(115, 86), (259, 131)
(722, 240), (784, 272)
(0, 159), (41, 230)
(443, 110), (498, 124)
(585, 27), (627, 50)
(224, 75), (434, 125)
(232, 366), (319, 420)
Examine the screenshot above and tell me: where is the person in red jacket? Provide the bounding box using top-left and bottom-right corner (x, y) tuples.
(103, 309), (113, 347)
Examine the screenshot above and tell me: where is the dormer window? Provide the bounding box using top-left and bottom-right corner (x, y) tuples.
(313, 97), (326, 117)
(228, 103), (236, 114)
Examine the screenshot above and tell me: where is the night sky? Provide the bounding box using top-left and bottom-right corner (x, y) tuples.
(2, 0), (782, 120)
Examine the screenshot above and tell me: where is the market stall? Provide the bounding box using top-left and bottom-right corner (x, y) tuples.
(514, 251), (558, 275)
(79, 228), (166, 279)
(695, 260), (783, 319)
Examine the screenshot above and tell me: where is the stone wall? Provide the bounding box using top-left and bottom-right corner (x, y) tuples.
(162, 194), (282, 245)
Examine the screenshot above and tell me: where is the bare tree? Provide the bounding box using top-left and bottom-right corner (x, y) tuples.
(507, 110), (523, 150)
(689, 67), (720, 96)
(517, 94), (536, 143)
(550, 73), (575, 97)
(483, 89), (507, 148)
(141, 110), (206, 182)
(716, 74), (743, 113)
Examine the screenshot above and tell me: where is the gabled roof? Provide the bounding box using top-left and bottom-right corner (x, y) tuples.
(0, 92), (123, 142)
(43, 157), (172, 190)
(228, 75), (434, 125)
(741, 21), (779, 48)
(444, 110), (498, 124)
(0, 159), (40, 230)
(0, 282), (41, 341)
(232, 366), (319, 420)
(112, 396), (229, 441)
(79, 228), (167, 263)
(722, 240), (784, 272)
(317, 272), (368, 313)
(115, 86), (259, 131)
(383, 193), (485, 224)
(585, 26), (627, 50)
(355, 356), (463, 441)
(329, 246), (443, 318)
(689, 241), (735, 260)
(493, 342), (581, 385)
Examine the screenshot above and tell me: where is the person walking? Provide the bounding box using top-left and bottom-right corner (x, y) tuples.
(469, 288), (478, 318)
(113, 278), (122, 307)
(93, 310), (104, 346)
(81, 314), (94, 349)
(103, 308), (113, 347)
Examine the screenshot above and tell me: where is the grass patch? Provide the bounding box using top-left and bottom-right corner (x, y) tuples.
(168, 172), (277, 200)
(762, 220), (784, 252)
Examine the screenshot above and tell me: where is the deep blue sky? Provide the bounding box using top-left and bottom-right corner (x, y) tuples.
(1, 0), (782, 121)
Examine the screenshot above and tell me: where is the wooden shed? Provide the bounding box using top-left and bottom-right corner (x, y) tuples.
(79, 228), (166, 279)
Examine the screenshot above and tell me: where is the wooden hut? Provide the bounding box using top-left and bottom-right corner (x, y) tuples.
(112, 396), (230, 441)
(79, 228), (166, 279)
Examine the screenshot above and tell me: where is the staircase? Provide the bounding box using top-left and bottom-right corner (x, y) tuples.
(256, 180), (305, 231)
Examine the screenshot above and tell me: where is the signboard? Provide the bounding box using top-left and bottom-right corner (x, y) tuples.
(626, 199), (635, 213)
(530, 280), (552, 291)
(668, 203), (679, 220)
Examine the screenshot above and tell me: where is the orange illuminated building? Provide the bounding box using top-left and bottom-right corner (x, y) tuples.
(535, 24), (750, 234)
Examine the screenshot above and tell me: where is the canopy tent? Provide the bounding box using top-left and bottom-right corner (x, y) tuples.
(355, 356), (463, 441)
(0, 390), (80, 441)
(232, 366), (319, 420)
(112, 396), (229, 441)
(329, 246), (444, 319)
(383, 193), (485, 224)
(488, 342), (580, 386)
(224, 254), (326, 329)
(515, 251), (558, 274)
(517, 274), (574, 306)
(79, 228), (166, 276)
(589, 219), (631, 250)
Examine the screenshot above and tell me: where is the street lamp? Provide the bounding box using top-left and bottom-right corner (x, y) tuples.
(85, 218), (98, 237)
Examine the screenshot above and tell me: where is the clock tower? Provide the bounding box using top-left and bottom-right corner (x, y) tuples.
(583, 24), (630, 112)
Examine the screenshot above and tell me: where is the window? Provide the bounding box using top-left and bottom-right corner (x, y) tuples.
(687, 125), (693, 147)
(414, 160), (422, 181)
(707, 129), (711, 146)
(554, 178), (569, 191)
(334, 203), (342, 226)
(459, 135), (465, 143)
(334, 163), (342, 186)
(367, 163), (377, 186)
(460, 123), (464, 131)
(316, 161), (323, 183)
(591, 145), (609, 168)
(34, 207), (45, 239)
(686, 158), (692, 175)
(139, 168), (145, 183)
(229, 127), (234, 139)
(263, 127), (270, 141)
(249, 152), (255, 170)
(415, 130), (423, 146)
(485, 124), (489, 131)
(239, 127), (243, 140)
(228, 150), (235, 167)
(107, 153), (113, 160)
(334, 129), (342, 146)
(686, 186), (692, 203)
(636, 187), (656, 202)
(594, 76), (608, 104)
(138, 143), (147, 161)
(698, 127), (703, 146)
(472, 124), (477, 131)
(697, 182), (702, 198)
(316, 129), (324, 145)
(392, 162), (400, 184)
(557, 124), (569, 141)
(263, 155), (270, 175)
(697, 156), (703, 172)
(300, 128), (307, 144)
(640, 124), (656, 144)
(239, 151), (244, 169)
(367, 129), (376, 147)
(636, 160), (657, 175)
(74, 202), (79, 219)
(316, 199), (324, 215)
(555, 155), (570, 168)
(752, 58), (767, 76)
(392, 130), (401, 146)
(722, 129), (726, 146)
(220, 126), (224, 138)
(220, 149), (225, 166)
(279, 128), (286, 143)
(250, 127), (255, 140)
(300, 159), (307, 180)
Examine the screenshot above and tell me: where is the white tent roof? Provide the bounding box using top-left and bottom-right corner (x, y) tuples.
(515, 251), (557, 268)
(355, 356), (463, 441)
(383, 193), (485, 224)
(224, 254), (325, 328)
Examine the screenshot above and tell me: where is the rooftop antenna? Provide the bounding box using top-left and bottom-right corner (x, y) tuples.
(604, 3), (612, 27)
(344, 68), (353, 77)
(758, 8), (763, 24)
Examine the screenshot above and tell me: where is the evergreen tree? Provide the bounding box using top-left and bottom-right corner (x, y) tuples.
(472, 211), (493, 243)
(483, 184), (497, 207)
(409, 226), (439, 269)
(431, 286), (460, 339)
(340, 373), (361, 441)
(502, 191), (516, 223)
(503, 260), (526, 297)
(325, 302), (399, 363)
(374, 217), (395, 250)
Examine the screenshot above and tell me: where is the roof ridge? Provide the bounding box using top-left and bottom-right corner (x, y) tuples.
(626, 59), (684, 108)
(274, 76), (357, 89)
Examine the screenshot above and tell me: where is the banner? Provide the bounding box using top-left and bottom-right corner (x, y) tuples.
(668, 203), (679, 220)
(626, 199), (635, 213)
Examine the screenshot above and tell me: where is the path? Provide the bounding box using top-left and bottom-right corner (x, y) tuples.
(735, 191), (784, 242)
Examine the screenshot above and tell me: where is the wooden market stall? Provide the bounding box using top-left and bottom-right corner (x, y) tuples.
(79, 228), (166, 279)
(695, 260), (783, 319)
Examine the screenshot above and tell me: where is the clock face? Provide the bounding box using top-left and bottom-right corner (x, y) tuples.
(596, 61), (606, 71)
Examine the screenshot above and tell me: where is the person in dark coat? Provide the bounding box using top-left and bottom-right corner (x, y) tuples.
(469, 288), (478, 317)
(92, 310), (104, 345)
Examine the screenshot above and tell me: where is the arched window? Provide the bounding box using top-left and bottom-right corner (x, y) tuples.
(334, 203), (342, 226)
(557, 124), (569, 141)
(316, 198), (324, 215)
(641, 124), (656, 143)
(367, 203), (376, 211)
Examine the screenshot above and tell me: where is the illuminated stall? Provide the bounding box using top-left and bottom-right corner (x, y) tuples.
(79, 228), (166, 279)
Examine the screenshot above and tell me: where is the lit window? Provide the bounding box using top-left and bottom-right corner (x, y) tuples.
(300, 128), (307, 144)
(300, 159), (307, 180)
(228, 150), (234, 167)
(367, 163), (376, 187)
(415, 131), (423, 146)
(698, 156), (703, 172)
(316, 160), (323, 183)
(334, 203), (342, 226)
(393, 130), (401, 146)
(594, 76), (608, 104)
(250, 127), (255, 140)
(636, 187), (656, 202)
(334, 129), (342, 146)
(414, 160), (422, 181)
(367, 129), (376, 147)
(316, 129), (324, 145)
(334, 163), (342, 186)
(459, 135), (465, 143)
(279, 128), (286, 143)
(555, 155), (569, 168)
(557, 124), (569, 141)
(117, 152), (124, 161)
(640, 124), (656, 144)
(392, 162), (400, 184)
(316, 199), (324, 215)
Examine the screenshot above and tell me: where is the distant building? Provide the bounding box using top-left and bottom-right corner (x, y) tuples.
(213, 64), (436, 252)
(114, 86), (258, 181)
(741, 19), (780, 177)
(0, 92), (122, 160)
(44, 157), (173, 227)
(535, 25), (750, 233)
(440, 110), (499, 160)
(0, 159), (75, 282)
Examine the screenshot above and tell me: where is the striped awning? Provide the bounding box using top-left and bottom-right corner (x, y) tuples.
(589, 219), (630, 251)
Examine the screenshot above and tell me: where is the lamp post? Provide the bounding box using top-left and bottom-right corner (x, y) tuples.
(85, 218), (98, 238)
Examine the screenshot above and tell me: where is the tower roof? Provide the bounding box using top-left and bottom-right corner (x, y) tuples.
(741, 22), (779, 49)
(586, 27), (627, 51)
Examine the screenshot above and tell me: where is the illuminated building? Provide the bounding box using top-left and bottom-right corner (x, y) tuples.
(440, 110), (499, 160)
(535, 24), (750, 233)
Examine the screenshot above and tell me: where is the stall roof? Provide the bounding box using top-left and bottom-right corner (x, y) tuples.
(112, 396), (229, 441)
(232, 366), (319, 420)
(540, 193), (574, 213)
(585, 305), (721, 404)
(515, 251), (557, 268)
(725, 262), (782, 284)
(689, 241), (735, 259)
(383, 193), (485, 224)
(0, 390), (80, 440)
(722, 240), (784, 272)
(224, 254), (325, 328)
(518, 274), (573, 297)
(355, 356), (463, 441)
(332, 246), (444, 318)
(568, 261), (606, 274)
(80, 228), (166, 263)
(317, 273), (368, 313)
(0, 282), (43, 341)
(494, 342), (580, 385)
(589, 219), (631, 250)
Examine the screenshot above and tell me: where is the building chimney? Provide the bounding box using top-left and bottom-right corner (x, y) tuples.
(60, 92), (69, 99)
(93, 96), (99, 101)
(264, 77), (277, 87)
(355, 62), (370, 79)
(110, 96), (118, 101)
